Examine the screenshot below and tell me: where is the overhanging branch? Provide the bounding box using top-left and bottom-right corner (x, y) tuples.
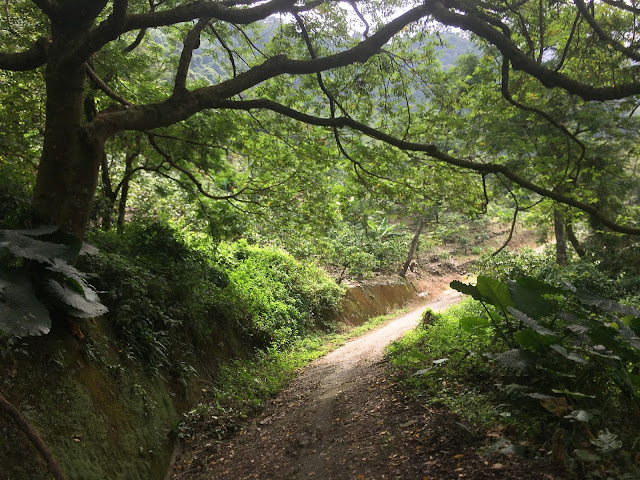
(0, 37), (50, 71)
(211, 97), (640, 235)
(429, 1), (640, 101)
(81, 0), (298, 61)
(86, 4), (430, 137)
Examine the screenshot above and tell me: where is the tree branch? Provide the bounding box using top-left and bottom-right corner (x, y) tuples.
(86, 3), (431, 138)
(30, 0), (60, 18)
(0, 391), (66, 480)
(122, 0), (154, 53)
(85, 63), (132, 106)
(110, 0), (129, 30)
(429, 1), (640, 100)
(146, 133), (249, 200)
(348, 0), (369, 38)
(554, 9), (581, 72)
(492, 174), (519, 256)
(574, 0), (640, 63)
(174, 17), (210, 94)
(122, 28), (147, 53)
(208, 97), (640, 235)
(210, 25), (238, 77)
(81, 0), (297, 62)
(500, 57), (585, 181)
(601, 0), (640, 16)
(0, 36), (50, 71)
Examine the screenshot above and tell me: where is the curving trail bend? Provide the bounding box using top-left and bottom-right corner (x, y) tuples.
(173, 287), (561, 480)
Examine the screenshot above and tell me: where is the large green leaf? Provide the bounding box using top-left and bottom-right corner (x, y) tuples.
(44, 279), (108, 318)
(450, 280), (484, 302)
(610, 316), (640, 350)
(459, 316), (491, 332)
(508, 278), (558, 319)
(551, 388), (596, 399)
(0, 230), (67, 264)
(495, 348), (532, 375)
(514, 276), (565, 295)
(477, 276), (513, 308)
(12, 226), (59, 236)
(508, 307), (557, 337)
(550, 344), (587, 364)
(0, 269), (51, 337)
(577, 290), (640, 317)
(514, 330), (558, 349)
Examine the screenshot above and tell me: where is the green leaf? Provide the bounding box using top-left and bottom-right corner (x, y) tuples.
(514, 330), (558, 349)
(590, 429), (622, 452)
(574, 449), (600, 463)
(577, 290), (640, 317)
(514, 276), (565, 295)
(550, 344), (587, 364)
(495, 348), (531, 375)
(551, 388), (596, 399)
(459, 315), (491, 332)
(0, 230), (67, 264)
(406, 349), (429, 362)
(44, 279), (108, 318)
(450, 280), (484, 302)
(508, 278), (558, 318)
(12, 225), (59, 236)
(477, 276), (513, 308)
(623, 315), (640, 334)
(527, 392), (556, 400)
(565, 410), (593, 422)
(508, 307), (557, 336)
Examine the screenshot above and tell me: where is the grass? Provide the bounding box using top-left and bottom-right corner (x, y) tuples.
(386, 299), (509, 431)
(386, 298), (640, 480)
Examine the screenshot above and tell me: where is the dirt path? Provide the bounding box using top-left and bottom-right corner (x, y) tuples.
(172, 288), (562, 480)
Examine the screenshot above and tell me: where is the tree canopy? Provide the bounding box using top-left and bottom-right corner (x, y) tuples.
(1, 0), (640, 240)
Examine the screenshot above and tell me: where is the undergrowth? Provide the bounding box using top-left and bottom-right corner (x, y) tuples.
(82, 217), (344, 382)
(389, 249), (640, 480)
(387, 300), (508, 431)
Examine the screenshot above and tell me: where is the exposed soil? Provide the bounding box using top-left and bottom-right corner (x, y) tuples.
(171, 287), (564, 480)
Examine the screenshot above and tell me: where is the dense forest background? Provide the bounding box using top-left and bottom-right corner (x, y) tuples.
(2, 1), (640, 479)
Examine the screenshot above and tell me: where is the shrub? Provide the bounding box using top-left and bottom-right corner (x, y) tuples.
(84, 219), (344, 376)
(218, 240), (344, 348)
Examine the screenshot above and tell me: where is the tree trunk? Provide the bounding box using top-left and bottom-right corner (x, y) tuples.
(554, 208), (568, 266)
(100, 151), (117, 230)
(31, 24), (105, 240)
(566, 222), (586, 258)
(116, 153), (135, 233)
(400, 217), (424, 278)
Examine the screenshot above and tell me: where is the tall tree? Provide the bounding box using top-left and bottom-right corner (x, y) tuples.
(1, 0), (640, 242)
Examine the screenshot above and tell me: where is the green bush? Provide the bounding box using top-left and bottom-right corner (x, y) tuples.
(84, 219), (344, 376)
(387, 300), (501, 428)
(218, 240), (344, 347)
(472, 247), (555, 281)
(390, 247), (640, 478)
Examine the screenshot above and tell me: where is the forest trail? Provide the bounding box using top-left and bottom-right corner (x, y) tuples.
(172, 288), (561, 480)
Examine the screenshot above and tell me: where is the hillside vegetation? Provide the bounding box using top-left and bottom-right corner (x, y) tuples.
(2, 1), (640, 478)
